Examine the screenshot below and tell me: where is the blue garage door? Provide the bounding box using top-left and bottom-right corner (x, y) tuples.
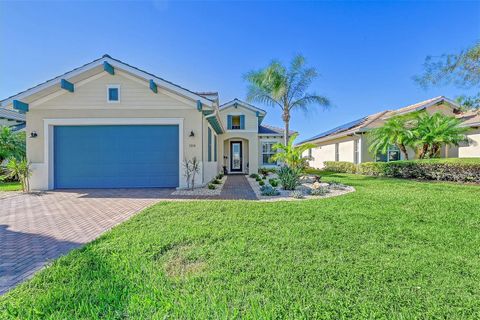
(54, 125), (179, 188)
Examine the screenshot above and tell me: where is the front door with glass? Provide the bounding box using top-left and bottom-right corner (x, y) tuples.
(230, 141), (242, 172)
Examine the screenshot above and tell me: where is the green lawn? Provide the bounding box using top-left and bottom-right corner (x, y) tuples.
(1, 173), (480, 319)
(0, 181), (21, 192)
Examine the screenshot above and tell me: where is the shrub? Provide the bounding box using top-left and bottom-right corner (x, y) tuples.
(358, 158), (480, 183)
(323, 161), (357, 173)
(290, 190), (304, 199)
(277, 166), (301, 190)
(262, 176), (267, 180)
(260, 185), (280, 196)
(255, 177), (262, 182)
(328, 181), (348, 190)
(208, 183), (216, 190)
(249, 173), (259, 179)
(258, 180), (265, 186)
(258, 168), (269, 176)
(310, 186), (329, 196)
(212, 179), (221, 184)
(216, 173), (224, 180)
(269, 179), (278, 187)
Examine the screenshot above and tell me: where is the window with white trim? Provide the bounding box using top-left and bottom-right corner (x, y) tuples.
(107, 85), (120, 103)
(376, 145), (400, 162)
(262, 142), (276, 165)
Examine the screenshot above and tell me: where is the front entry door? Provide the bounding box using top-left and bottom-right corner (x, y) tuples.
(230, 141), (242, 172)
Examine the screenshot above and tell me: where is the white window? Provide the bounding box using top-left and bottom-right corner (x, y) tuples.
(107, 85), (120, 103)
(335, 143), (339, 161)
(262, 142), (276, 165)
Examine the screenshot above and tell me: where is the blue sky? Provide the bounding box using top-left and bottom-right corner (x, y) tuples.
(1, 1), (478, 140)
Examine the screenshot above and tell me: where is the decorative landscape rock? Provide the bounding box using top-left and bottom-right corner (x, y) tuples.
(247, 173), (354, 201)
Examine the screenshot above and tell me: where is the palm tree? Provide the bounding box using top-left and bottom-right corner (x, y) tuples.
(270, 133), (315, 169)
(368, 115), (416, 160)
(414, 112), (468, 158)
(245, 55), (330, 145)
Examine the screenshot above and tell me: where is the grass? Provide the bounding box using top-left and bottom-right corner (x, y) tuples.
(1, 173), (480, 319)
(0, 181), (21, 191)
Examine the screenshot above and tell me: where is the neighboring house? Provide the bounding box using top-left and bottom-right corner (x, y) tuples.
(458, 110), (480, 158)
(0, 55), (289, 190)
(299, 96), (479, 169)
(0, 107), (26, 131)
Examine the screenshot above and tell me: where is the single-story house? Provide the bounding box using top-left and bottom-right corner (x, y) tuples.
(0, 107), (26, 131)
(299, 96), (480, 168)
(0, 55), (289, 190)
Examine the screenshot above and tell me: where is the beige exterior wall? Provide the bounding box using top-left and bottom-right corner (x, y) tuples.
(218, 104), (262, 174)
(25, 71), (212, 190)
(459, 128), (480, 158)
(219, 105), (258, 132)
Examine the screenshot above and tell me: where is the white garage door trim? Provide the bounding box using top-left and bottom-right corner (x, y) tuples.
(43, 118), (184, 190)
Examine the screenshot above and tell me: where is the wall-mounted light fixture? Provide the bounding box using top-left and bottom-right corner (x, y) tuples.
(189, 130), (195, 137)
(30, 131), (38, 138)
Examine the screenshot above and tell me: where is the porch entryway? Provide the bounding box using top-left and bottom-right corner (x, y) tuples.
(223, 138), (250, 174)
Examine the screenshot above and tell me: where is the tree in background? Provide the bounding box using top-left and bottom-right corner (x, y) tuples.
(368, 115), (416, 160)
(245, 55), (330, 145)
(414, 112), (468, 159)
(0, 126), (26, 162)
(414, 42), (480, 109)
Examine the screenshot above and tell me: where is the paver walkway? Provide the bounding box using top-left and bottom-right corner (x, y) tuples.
(220, 175), (257, 200)
(0, 175), (257, 295)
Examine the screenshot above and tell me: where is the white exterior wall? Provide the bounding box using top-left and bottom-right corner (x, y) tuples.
(459, 128), (480, 158)
(24, 70), (210, 190)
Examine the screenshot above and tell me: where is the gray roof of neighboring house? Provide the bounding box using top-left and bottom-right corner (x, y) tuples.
(0, 108), (26, 122)
(259, 124), (297, 136)
(298, 96), (462, 145)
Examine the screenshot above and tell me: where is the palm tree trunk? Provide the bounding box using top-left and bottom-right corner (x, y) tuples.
(282, 110), (290, 146)
(399, 144), (409, 160)
(419, 144), (429, 159)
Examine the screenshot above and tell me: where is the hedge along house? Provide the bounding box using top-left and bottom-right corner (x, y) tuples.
(1, 55), (289, 190)
(298, 96), (478, 169)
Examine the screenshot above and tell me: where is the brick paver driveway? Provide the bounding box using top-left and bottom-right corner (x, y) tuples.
(0, 176), (256, 295)
(0, 189), (168, 295)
